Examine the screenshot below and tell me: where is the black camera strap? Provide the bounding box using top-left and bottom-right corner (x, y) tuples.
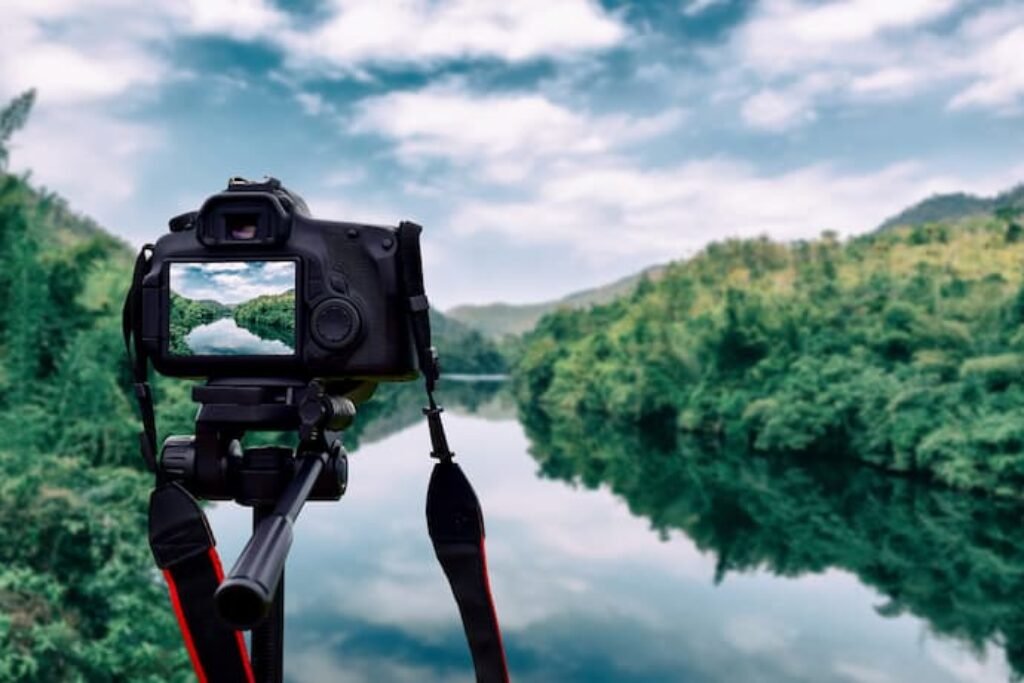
(398, 222), (510, 683)
(123, 246), (256, 683)
(149, 483), (256, 683)
(122, 244), (159, 474)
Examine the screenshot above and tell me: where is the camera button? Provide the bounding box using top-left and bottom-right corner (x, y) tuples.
(329, 275), (349, 293)
(311, 299), (361, 350)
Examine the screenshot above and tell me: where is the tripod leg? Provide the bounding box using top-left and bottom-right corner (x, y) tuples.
(250, 505), (285, 683)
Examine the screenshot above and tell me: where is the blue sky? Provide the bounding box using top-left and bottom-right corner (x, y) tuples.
(3, 0), (1023, 307)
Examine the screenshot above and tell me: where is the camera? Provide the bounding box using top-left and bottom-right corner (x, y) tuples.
(136, 177), (420, 381)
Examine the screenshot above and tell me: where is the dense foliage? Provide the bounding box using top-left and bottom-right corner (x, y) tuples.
(232, 290), (295, 347)
(516, 206), (1024, 496)
(521, 412), (1024, 676)
(0, 164), (191, 677)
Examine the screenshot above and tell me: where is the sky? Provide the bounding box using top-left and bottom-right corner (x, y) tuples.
(2, 0), (1023, 308)
(170, 260), (295, 304)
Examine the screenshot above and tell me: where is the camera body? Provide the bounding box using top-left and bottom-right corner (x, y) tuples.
(137, 177), (419, 381)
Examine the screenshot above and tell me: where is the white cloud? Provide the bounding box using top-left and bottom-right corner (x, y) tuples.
(741, 88), (816, 131)
(735, 0), (960, 74)
(351, 83), (685, 183)
(849, 67), (923, 96)
(347, 82), (1023, 264)
(948, 22), (1024, 112)
(722, 615), (795, 655)
(12, 108), (162, 227)
(0, 0), (286, 222)
(177, 0), (287, 40)
(294, 91), (330, 117)
(277, 0), (627, 72)
(448, 158), (1024, 262)
(714, 0), (1024, 129)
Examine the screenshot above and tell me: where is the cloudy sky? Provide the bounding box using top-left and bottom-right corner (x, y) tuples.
(170, 260), (295, 304)
(3, 0), (1023, 307)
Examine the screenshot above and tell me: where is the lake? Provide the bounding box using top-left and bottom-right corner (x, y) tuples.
(207, 382), (1018, 683)
(185, 317), (294, 355)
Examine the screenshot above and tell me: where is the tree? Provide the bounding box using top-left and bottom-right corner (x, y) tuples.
(997, 206), (1023, 243)
(0, 90), (35, 170)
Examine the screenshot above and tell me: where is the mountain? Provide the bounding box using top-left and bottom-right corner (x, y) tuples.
(446, 264), (666, 339)
(877, 183), (1024, 231)
(450, 183), (1024, 341)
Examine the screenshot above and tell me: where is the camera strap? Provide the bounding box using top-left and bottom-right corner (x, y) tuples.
(123, 246), (255, 683)
(122, 244), (159, 474)
(398, 222), (510, 683)
(149, 483), (256, 683)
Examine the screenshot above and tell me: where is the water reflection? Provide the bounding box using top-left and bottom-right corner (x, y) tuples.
(206, 382), (1017, 682)
(185, 317), (293, 355)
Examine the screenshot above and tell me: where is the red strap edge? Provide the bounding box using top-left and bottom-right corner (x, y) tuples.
(163, 569), (209, 683)
(478, 534), (510, 681)
(208, 548), (256, 683)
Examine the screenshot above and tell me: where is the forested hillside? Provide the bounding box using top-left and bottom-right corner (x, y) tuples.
(878, 185), (1024, 231)
(0, 93), (191, 679)
(516, 203), (1024, 496)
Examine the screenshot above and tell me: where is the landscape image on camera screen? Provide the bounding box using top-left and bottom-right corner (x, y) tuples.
(168, 261), (296, 356)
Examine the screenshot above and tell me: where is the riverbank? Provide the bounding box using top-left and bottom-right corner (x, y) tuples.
(514, 218), (1024, 497)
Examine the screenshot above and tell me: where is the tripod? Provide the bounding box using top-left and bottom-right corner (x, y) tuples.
(156, 378), (359, 683)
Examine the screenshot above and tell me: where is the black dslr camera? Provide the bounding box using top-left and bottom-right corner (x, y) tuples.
(136, 176), (421, 381)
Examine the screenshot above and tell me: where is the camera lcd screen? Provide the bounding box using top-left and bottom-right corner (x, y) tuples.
(168, 261), (296, 356)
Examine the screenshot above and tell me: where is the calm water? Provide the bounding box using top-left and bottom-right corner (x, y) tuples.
(185, 317), (293, 355)
(207, 383), (1017, 683)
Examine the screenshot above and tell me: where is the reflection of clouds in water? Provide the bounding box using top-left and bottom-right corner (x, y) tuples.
(185, 318), (292, 355)
(169, 261), (294, 305)
(206, 415), (1012, 683)
(287, 648), (472, 683)
(924, 639), (1011, 683)
(722, 615), (795, 655)
(833, 661), (898, 683)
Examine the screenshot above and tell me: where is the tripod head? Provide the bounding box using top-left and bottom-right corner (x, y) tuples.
(156, 378), (363, 630)
(158, 378), (358, 504)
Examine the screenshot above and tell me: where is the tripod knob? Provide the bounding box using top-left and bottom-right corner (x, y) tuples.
(160, 436), (196, 480)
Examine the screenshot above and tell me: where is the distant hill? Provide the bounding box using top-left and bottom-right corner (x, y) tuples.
(877, 183), (1024, 231)
(446, 264), (666, 338)
(429, 308), (507, 373)
(449, 183), (1024, 340)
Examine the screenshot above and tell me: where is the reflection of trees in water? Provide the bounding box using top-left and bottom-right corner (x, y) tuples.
(520, 407), (1024, 677)
(232, 291), (294, 347)
(343, 379), (511, 451)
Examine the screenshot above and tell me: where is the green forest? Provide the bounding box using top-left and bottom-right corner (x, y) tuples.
(0, 93), (191, 680)
(515, 198), (1024, 497)
(232, 290), (295, 346)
